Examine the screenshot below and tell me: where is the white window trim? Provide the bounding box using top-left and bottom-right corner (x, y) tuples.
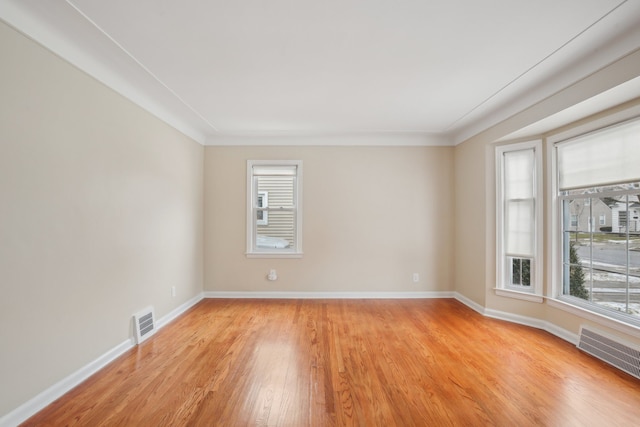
(246, 160), (303, 258)
(546, 107), (640, 335)
(495, 140), (543, 301)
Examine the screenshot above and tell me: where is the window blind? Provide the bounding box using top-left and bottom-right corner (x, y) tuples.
(504, 148), (535, 257)
(557, 119), (640, 190)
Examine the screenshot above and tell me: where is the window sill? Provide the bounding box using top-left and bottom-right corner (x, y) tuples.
(494, 288), (543, 303)
(246, 251), (303, 259)
(547, 297), (640, 337)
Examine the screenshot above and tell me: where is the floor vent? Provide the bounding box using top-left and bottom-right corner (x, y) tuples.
(133, 307), (156, 344)
(577, 326), (640, 379)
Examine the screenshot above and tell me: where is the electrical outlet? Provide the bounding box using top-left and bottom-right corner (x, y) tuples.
(412, 273), (419, 283)
(171, 286), (176, 297)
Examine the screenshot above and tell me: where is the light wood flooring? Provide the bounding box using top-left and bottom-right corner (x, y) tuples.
(22, 298), (640, 426)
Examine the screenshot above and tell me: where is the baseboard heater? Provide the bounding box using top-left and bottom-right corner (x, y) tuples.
(133, 307), (156, 344)
(577, 326), (640, 379)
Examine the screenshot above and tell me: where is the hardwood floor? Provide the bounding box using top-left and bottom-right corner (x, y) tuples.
(22, 299), (640, 426)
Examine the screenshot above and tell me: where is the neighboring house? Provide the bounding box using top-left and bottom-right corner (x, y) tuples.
(569, 198), (613, 232)
(612, 196), (640, 233)
(570, 196), (640, 233)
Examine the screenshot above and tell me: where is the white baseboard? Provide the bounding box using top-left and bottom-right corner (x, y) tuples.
(545, 322), (579, 345)
(0, 292), (204, 427)
(453, 292), (578, 345)
(484, 307), (549, 330)
(0, 339), (134, 427)
(203, 291), (455, 299)
(156, 292), (204, 329)
(452, 292), (486, 315)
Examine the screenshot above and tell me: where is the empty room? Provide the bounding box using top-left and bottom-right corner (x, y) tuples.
(2, 1), (640, 426)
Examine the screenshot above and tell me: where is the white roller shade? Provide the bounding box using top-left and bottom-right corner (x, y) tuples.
(505, 149), (534, 199)
(557, 119), (640, 190)
(505, 199), (535, 256)
(253, 165), (297, 176)
(504, 148), (535, 257)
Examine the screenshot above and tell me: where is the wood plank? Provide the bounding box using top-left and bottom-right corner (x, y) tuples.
(21, 299), (640, 426)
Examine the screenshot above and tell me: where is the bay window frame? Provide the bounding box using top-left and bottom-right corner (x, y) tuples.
(495, 140), (544, 302)
(548, 112), (640, 335)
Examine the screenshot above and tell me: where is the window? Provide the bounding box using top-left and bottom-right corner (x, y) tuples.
(618, 210), (628, 228)
(496, 140), (543, 301)
(247, 160), (302, 257)
(257, 191), (268, 225)
(554, 118), (640, 326)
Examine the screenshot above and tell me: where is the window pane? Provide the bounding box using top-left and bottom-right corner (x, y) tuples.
(256, 176), (294, 208)
(567, 199), (590, 233)
(591, 266), (631, 313)
(511, 257), (531, 287)
(631, 230), (640, 316)
(505, 199), (534, 256)
(561, 192), (640, 320)
(257, 209), (295, 248)
(254, 175), (296, 249)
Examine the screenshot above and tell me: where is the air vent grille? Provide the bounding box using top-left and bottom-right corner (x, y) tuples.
(133, 307), (156, 344)
(577, 326), (640, 379)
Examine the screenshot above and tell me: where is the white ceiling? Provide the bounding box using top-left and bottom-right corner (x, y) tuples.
(2, 0), (640, 145)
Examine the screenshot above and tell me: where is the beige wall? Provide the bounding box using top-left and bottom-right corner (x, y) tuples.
(452, 139), (488, 307)
(0, 21), (203, 416)
(204, 145), (454, 293)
